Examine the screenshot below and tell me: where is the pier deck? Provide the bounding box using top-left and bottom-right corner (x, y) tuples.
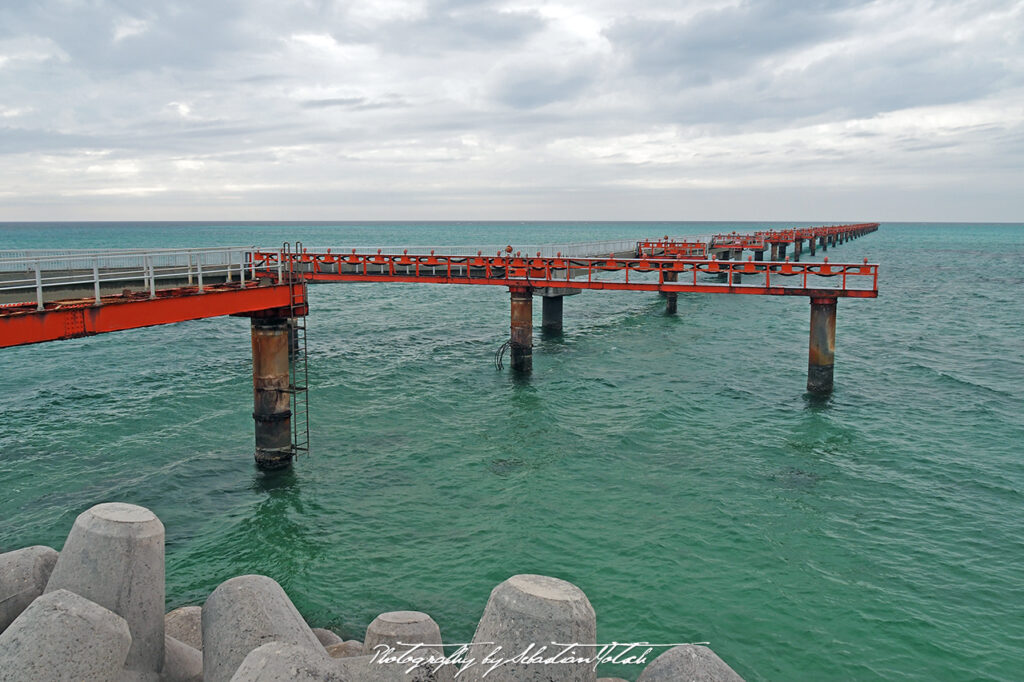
(0, 222), (879, 468)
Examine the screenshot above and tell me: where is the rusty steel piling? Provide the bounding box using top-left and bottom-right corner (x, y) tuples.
(807, 297), (838, 394)
(509, 287), (533, 373)
(251, 317), (293, 469)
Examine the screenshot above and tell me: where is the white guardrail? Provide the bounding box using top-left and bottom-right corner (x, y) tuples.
(0, 247), (257, 310)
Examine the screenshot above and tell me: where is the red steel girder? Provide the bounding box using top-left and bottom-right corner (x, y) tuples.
(0, 283), (305, 348)
(257, 252), (878, 298)
(288, 271), (877, 298)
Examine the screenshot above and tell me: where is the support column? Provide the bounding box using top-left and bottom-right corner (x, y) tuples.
(731, 249), (743, 283)
(664, 271), (677, 314)
(510, 287), (532, 373)
(716, 251), (730, 281)
(793, 240), (801, 262)
(809, 237), (816, 256)
(251, 317), (292, 469)
(770, 243), (779, 260)
(541, 295), (563, 334)
(778, 243), (787, 259)
(753, 249), (764, 261)
(807, 297), (837, 394)
(820, 236), (827, 252)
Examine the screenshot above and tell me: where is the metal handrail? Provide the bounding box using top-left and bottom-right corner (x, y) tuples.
(0, 247), (259, 309)
(255, 250), (879, 294)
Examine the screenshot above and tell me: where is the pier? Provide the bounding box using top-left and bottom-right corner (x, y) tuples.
(1, 223), (878, 469)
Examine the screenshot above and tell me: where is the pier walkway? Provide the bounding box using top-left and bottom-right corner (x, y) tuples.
(1, 222), (879, 469)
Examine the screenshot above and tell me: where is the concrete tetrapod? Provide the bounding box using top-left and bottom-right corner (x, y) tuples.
(0, 588), (132, 682)
(326, 640), (365, 658)
(358, 610), (453, 681)
(462, 574), (597, 682)
(230, 641), (352, 682)
(0, 545), (58, 634)
(313, 627), (344, 647)
(636, 644), (744, 681)
(165, 606), (203, 651)
(202, 574), (326, 682)
(44, 502), (165, 677)
(162, 634), (203, 682)
(334, 653), (454, 682)
(364, 610), (444, 653)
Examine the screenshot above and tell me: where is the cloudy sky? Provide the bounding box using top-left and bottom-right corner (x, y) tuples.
(1, 0), (1021, 221)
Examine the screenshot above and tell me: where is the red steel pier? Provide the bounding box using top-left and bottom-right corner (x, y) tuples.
(1, 223), (879, 469)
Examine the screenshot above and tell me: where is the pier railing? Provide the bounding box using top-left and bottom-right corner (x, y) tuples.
(1, 225), (878, 311)
(255, 250), (879, 297)
(0, 247), (257, 309)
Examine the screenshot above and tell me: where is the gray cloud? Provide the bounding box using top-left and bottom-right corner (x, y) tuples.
(0, 0), (1021, 220)
(605, 1), (867, 85)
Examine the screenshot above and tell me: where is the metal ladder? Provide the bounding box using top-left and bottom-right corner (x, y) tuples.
(284, 241), (310, 460)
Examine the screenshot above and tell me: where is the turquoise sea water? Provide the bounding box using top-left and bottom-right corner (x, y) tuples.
(1, 222), (1022, 681)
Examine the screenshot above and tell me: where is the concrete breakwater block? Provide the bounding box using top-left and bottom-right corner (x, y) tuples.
(463, 574), (597, 682)
(230, 641), (351, 682)
(335, 653), (454, 682)
(165, 606), (203, 651)
(0, 545), (59, 634)
(364, 610), (444, 653)
(162, 634), (204, 682)
(0, 588), (132, 682)
(326, 640), (365, 658)
(314, 627), (344, 647)
(636, 644), (744, 681)
(202, 574), (326, 682)
(44, 502), (165, 676)
(361, 611), (453, 682)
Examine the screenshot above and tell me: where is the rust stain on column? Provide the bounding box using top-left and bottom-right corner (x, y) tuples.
(251, 317), (292, 469)
(510, 287), (533, 373)
(807, 297), (837, 394)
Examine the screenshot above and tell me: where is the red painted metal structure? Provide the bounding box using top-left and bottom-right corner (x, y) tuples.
(1, 222), (878, 350)
(636, 239), (708, 258)
(250, 250), (878, 299)
(710, 233), (767, 250)
(0, 223), (881, 465)
(0, 282), (305, 348)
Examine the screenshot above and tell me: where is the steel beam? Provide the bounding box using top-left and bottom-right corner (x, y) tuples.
(0, 284), (301, 349)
